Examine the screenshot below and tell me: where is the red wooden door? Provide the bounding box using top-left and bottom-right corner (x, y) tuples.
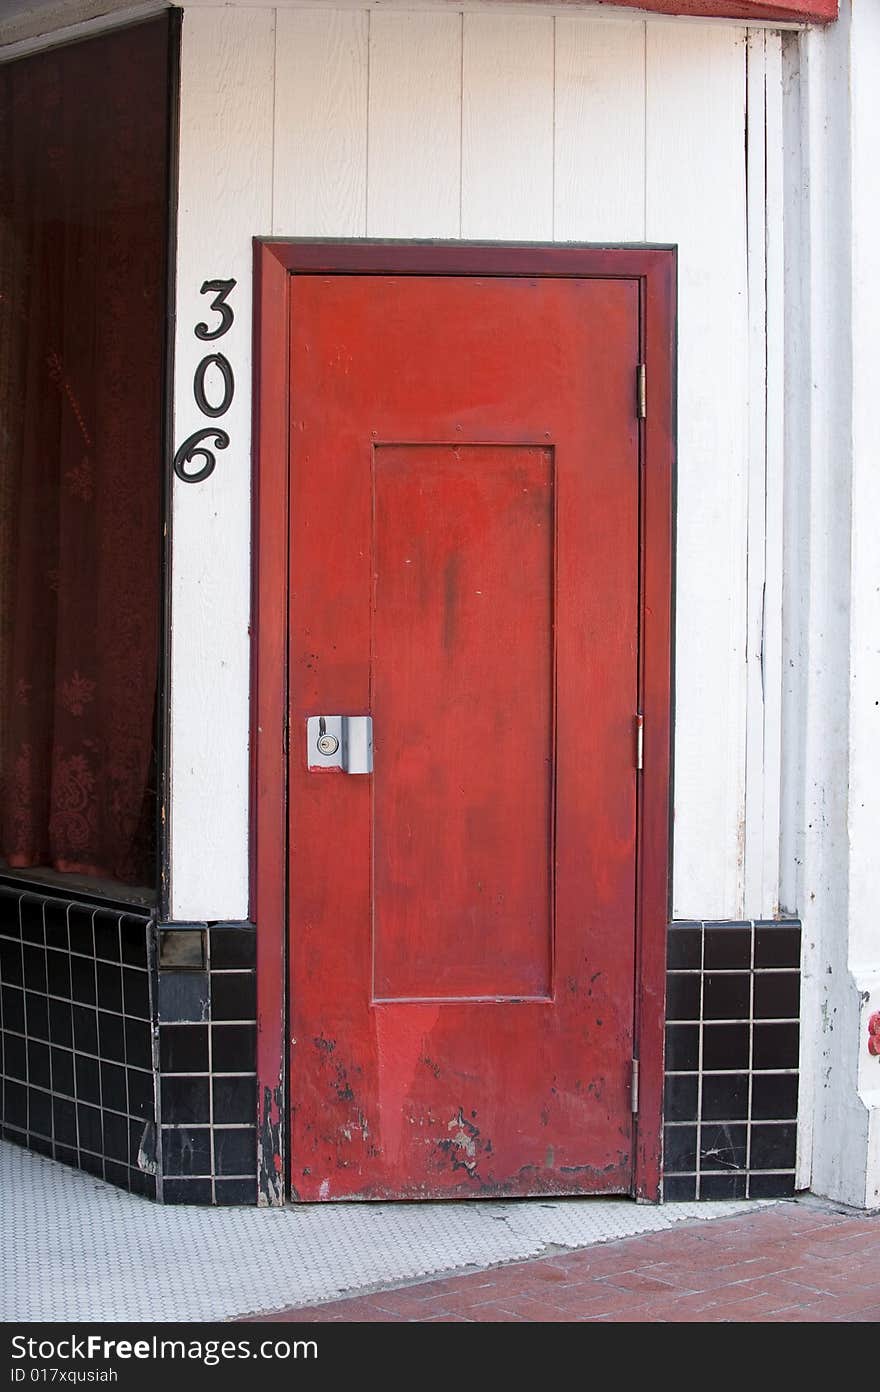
(288, 273), (640, 1200)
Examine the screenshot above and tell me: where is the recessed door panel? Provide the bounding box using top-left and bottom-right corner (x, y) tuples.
(373, 443), (554, 1002)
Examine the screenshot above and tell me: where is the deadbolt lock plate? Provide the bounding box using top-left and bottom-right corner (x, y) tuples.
(307, 715), (373, 774)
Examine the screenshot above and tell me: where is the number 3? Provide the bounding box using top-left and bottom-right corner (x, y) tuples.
(194, 279), (236, 341)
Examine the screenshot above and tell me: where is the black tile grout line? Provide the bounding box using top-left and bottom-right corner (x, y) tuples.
(2, 899), (238, 922)
(0, 940), (150, 971)
(156, 1072), (257, 1080)
(0, 924), (233, 946)
(159, 1022), (258, 1029)
(2, 1127), (212, 1175)
(0, 912), (150, 936)
(662, 1158), (796, 1169)
(45, 903), (62, 1165)
(695, 921), (705, 1198)
(7, 1074), (155, 1119)
(86, 906), (103, 1176)
(665, 1017), (799, 1025)
(148, 922), (165, 1204)
(665, 1068), (798, 1076)
(744, 920), (756, 1196)
(667, 918), (801, 926)
(665, 967), (800, 975)
(0, 885), (152, 915)
(148, 1069), (257, 1078)
(161, 1123), (257, 1131)
(664, 1117), (797, 1127)
(2, 1004), (224, 1026)
(4, 938), (147, 970)
(667, 938), (800, 946)
(205, 922), (215, 1205)
(161, 1022), (258, 1031)
(0, 891), (149, 917)
(1, 905), (149, 929)
(17, 899), (32, 1142)
(0, 1030), (156, 1070)
(4, 951), (150, 975)
(152, 1177), (259, 1184)
(159, 922), (255, 930)
(4, 1083), (152, 1125)
(665, 1170), (795, 1179)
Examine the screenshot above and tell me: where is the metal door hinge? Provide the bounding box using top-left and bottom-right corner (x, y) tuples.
(631, 1058), (640, 1114)
(635, 713), (644, 771)
(637, 363), (646, 420)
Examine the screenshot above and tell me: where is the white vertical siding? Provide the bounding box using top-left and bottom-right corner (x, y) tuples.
(762, 33), (785, 918)
(744, 31), (785, 919)
(367, 12), (461, 237)
(273, 9), (368, 236)
(744, 30), (769, 919)
(461, 14), (555, 239)
(645, 23), (750, 918)
(171, 4), (785, 925)
(554, 18), (646, 242)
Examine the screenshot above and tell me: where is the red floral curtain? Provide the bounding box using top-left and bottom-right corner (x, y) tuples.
(0, 19), (170, 887)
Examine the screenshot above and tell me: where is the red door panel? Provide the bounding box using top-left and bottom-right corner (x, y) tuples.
(289, 274), (640, 1200)
(373, 443), (554, 1001)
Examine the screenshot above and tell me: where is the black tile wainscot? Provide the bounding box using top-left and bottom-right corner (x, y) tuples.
(663, 918), (802, 1201)
(1, 891), (258, 1205)
(0, 883), (157, 1197)
(156, 922), (257, 1204)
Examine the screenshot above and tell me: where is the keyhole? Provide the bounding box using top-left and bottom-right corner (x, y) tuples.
(316, 717), (339, 757)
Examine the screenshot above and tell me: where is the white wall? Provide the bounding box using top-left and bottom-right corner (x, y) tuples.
(169, 2), (786, 924)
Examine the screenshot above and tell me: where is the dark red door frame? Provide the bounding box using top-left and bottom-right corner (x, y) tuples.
(251, 241), (675, 1205)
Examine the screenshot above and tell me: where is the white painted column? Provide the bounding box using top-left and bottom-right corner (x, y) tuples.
(169, 7), (274, 920)
(844, 0), (880, 1208)
(789, 0), (880, 1207)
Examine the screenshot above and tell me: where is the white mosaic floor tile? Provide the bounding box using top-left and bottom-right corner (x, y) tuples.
(1, 1142), (773, 1322)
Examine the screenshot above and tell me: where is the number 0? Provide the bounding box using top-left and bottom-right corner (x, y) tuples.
(193, 353), (234, 418)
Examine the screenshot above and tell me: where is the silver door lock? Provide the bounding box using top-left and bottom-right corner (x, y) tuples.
(307, 715), (373, 773)
(316, 719), (339, 756)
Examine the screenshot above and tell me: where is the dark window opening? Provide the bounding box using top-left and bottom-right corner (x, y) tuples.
(0, 16), (173, 902)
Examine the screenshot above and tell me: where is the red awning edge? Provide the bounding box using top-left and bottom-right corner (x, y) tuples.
(593, 0), (836, 23)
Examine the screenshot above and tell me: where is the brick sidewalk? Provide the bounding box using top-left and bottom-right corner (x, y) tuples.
(253, 1200), (880, 1322)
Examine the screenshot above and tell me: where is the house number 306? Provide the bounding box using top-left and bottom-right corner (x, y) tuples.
(173, 278), (237, 483)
